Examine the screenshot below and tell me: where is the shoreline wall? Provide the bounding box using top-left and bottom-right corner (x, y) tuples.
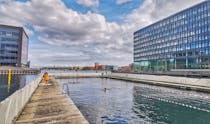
(108, 73), (210, 93)
(0, 74), (42, 124)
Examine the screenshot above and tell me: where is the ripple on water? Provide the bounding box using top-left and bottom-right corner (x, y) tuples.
(58, 78), (210, 124)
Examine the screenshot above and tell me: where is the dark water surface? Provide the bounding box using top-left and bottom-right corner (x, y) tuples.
(58, 78), (210, 124)
(0, 74), (38, 101)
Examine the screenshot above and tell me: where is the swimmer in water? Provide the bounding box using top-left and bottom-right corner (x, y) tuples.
(103, 88), (110, 92)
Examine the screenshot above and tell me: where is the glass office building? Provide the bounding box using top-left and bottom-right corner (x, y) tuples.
(0, 25), (28, 67)
(134, 1), (210, 71)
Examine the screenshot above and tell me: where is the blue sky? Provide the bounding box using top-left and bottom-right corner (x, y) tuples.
(62, 0), (144, 23)
(0, 0), (204, 67)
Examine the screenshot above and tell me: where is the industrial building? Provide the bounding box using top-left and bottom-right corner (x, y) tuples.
(134, 1), (210, 71)
(0, 25), (29, 67)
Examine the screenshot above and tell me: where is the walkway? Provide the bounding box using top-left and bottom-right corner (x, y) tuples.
(15, 78), (88, 124)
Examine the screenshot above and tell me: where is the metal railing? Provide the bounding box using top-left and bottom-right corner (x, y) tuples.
(0, 74), (42, 124)
(51, 72), (106, 78)
(0, 70), (40, 75)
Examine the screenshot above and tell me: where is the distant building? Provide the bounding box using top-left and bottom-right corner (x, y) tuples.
(129, 63), (134, 72)
(113, 66), (119, 71)
(134, 1), (210, 71)
(0, 25), (29, 67)
(119, 66), (132, 72)
(104, 65), (114, 71)
(94, 62), (103, 70)
(82, 66), (95, 70)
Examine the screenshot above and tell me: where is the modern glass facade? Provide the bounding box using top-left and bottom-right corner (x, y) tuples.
(0, 25), (28, 67)
(134, 1), (210, 71)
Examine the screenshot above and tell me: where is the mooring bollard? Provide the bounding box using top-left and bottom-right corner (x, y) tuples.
(8, 69), (11, 92)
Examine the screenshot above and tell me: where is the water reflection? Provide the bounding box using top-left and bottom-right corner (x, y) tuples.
(0, 74), (37, 101)
(58, 78), (210, 124)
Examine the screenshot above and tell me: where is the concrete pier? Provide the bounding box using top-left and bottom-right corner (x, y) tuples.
(15, 78), (89, 124)
(108, 73), (210, 93)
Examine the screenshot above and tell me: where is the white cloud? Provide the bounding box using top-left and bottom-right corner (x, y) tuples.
(24, 28), (34, 36)
(116, 0), (132, 4)
(0, 0), (13, 3)
(0, 0), (205, 66)
(126, 0), (204, 31)
(77, 0), (99, 7)
(0, 0), (131, 66)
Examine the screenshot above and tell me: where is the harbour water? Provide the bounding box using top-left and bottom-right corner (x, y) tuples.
(58, 78), (210, 124)
(0, 74), (38, 101)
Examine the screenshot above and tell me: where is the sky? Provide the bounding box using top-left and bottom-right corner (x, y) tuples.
(0, 0), (204, 67)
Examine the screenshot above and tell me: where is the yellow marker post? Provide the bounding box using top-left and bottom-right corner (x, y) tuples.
(8, 69), (11, 92)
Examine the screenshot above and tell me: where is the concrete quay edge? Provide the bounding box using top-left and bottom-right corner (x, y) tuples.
(108, 75), (210, 93)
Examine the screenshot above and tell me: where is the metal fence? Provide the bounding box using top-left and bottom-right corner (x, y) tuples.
(0, 74), (42, 124)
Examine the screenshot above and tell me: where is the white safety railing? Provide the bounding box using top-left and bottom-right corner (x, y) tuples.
(0, 74), (43, 124)
(51, 72), (106, 78)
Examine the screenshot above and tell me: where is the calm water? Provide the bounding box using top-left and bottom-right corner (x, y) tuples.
(0, 74), (38, 101)
(58, 78), (210, 124)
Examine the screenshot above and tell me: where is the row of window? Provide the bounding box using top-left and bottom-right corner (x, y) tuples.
(135, 38), (210, 55)
(134, 1), (210, 37)
(134, 48), (210, 61)
(0, 37), (19, 42)
(1, 49), (18, 54)
(135, 34), (210, 50)
(0, 43), (18, 48)
(134, 47), (209, 58)
(135, 43), (210, 58)
(134, 24), (210, 43)
(0, 30), (19, 37)
(135, 16), (210, 40)
(0, 56), (17, 59)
